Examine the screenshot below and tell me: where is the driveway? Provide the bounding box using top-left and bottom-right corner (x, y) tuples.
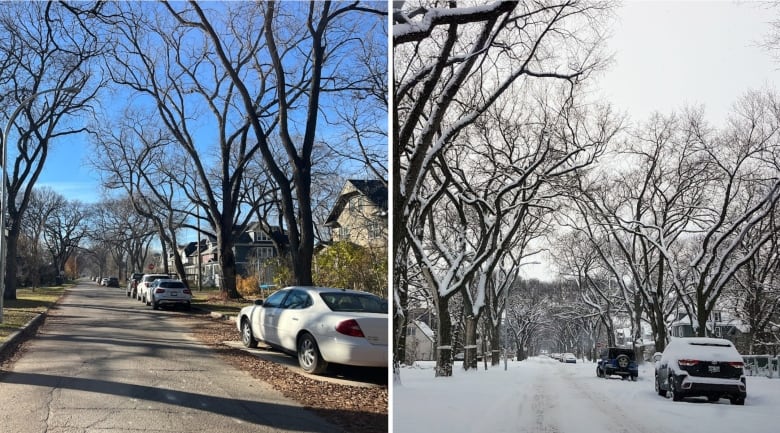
(0, 282), (342, 433)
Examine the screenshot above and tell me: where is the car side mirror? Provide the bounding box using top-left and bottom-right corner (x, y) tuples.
(254, 299), (264, 306)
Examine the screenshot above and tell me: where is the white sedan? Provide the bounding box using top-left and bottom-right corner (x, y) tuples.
(237, 286), (388, 374)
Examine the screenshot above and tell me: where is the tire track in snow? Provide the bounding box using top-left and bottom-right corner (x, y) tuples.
(561, 370), (657, 433)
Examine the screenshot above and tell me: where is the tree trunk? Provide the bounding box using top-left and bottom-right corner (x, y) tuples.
(3, 230), (20, 300)
(393, 261), (409, 365)
(489, 320), (501, 366)
(696, 289), (708, 337)
(291, 168), (315, 286)
(463, 314), (478, 371)
(218, 243), (240, 299)
(434, 295), (453, 377)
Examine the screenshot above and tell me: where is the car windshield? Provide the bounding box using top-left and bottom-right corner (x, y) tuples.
(320, 292), (386, 313)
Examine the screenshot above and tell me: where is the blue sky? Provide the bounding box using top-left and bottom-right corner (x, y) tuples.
(36, 134), (101, 203)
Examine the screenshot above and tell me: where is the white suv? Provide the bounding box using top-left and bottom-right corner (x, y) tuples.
(136, 274), (171, 304)
(148, 279), (192, 310)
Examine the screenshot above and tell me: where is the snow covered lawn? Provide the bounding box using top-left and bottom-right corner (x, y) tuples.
(394, 356), (780, 433)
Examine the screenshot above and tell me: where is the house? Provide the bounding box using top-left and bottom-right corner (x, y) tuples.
(171, 222), (284, 287)
(405, 320), (436, 362)
(324, 179), (387, 250)
(669, 310), (749, 351)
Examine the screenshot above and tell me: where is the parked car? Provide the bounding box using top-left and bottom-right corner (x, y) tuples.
(100, 277), (109, 286)
(237, 286), (388, 374)
(563, 353), (577, 363)
(147, 279), (191, 310)
(655, 337), (746, 405)
(106, 276), (120, 288)
(126, 273), (144, 298)
(597, 347), (639, 380)
(136, 274), (172, 303)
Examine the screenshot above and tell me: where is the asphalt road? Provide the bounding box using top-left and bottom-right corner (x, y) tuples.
(0, 282), (343, 433)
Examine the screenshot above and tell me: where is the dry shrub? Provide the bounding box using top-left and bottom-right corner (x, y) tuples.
(236, 274), (260, 298)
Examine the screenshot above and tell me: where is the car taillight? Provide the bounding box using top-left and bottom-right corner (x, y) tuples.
(678, 359), (699, 367)
(335, 319), (365, 338)
(155, 288), (165, 293)
(728, 361), (744, 368)
(183, 289), (192, 295)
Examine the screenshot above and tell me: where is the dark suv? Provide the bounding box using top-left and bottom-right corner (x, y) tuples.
(597, 347), (639, 381)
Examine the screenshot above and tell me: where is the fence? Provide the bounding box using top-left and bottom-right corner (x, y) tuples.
(742, 355), (780, 378)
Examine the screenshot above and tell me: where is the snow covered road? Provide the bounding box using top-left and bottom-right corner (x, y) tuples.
(393, 356), (780, 433)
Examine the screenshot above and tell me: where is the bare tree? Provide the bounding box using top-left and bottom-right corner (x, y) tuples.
(20, 187), (66, 288)
(611, 94), (780, 338)
(393, 0), (614, 377)
(169, 1), (388, 288)
(43, 200), (91, 280)
(726, 208), (780, 354)
(0, 2), (103, 299)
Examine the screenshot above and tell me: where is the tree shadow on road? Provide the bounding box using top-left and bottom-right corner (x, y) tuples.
(0, 370), (373, 432)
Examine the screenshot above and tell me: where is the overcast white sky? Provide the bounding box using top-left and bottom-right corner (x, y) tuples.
(597, 0), (780, 125)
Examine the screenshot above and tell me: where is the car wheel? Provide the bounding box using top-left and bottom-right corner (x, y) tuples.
(631, 375), (637, 382)
(668, 376), (682, 402)
(616, 354), (630, 369)
(707, 395), (719, 403)
(240, 319), (258, 348)
(152, 296), (159, 310)
(297, 333), (327, 374)
(656, 375), (667, 397)
(730, 396), (745, 406)
(596, 367), (602, 378)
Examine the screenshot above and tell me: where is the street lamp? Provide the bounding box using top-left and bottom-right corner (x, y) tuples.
(0, 86), (80, 323)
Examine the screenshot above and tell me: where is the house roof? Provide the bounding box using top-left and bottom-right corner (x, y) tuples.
(325, 179), (388, 226)
(414, 320), (435, 340)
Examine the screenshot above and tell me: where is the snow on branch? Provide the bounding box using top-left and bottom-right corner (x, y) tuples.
(393, 1), (518, 44)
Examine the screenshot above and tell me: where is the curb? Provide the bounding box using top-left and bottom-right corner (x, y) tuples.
(0, 312), (47, 359)
(208, 311), (236, 323)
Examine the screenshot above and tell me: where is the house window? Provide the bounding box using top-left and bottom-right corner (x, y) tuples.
(348, 197), (359, 212)
(368, 221), (382, 239)
(255, 232), (270, 242)
(339, 227), (350, 240)
(713, 311), (722, 322)
(407, 327), (415, 336)
(256, 247), (274, 259)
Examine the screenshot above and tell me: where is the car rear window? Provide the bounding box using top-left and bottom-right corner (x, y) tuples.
(689, 342), (731, 347)
(320, 292), (386, 313)
(160, 281), (185, 289)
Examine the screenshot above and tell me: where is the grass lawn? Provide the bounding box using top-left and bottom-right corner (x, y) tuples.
(190, 287), (255, 317)
(0, 285), (67, 342)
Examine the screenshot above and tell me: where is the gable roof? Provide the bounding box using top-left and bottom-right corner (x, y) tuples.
(325, 179), (387, 226)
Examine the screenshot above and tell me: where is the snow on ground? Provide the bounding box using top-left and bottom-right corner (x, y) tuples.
(393, 356), (780, 433)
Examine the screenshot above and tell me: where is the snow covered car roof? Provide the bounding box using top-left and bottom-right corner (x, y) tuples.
(660, 337), (743, 364)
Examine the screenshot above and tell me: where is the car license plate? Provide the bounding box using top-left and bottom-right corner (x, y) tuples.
(170, 291), (178, 296)
(708, 365), (720, 373)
